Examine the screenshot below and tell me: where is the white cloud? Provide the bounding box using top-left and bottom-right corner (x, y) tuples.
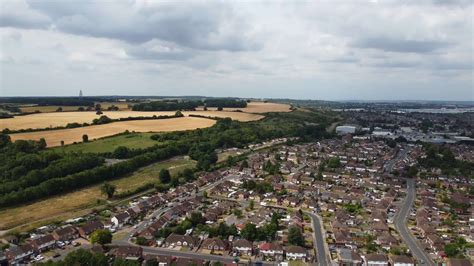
(0, 0), (472, 100)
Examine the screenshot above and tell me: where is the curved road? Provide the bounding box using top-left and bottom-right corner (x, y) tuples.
(394, 179), (435, 266)
(306, 212), (330, 266)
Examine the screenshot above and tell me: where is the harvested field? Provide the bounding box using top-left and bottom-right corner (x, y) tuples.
(1, 110), (263, 130)
(19, 102), (131, 113)
(9, 117), (216, 147)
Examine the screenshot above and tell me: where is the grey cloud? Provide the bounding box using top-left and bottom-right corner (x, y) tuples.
(22, 1), (260, 52)
(354, 37), (451, 53)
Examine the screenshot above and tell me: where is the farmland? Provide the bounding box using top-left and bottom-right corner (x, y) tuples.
(9, 117), (216, 147)
(1, 110), (263, 131)
(52, 132), (159, 153)
(0, 157), (194, 231)
(18, 102), (131, 113)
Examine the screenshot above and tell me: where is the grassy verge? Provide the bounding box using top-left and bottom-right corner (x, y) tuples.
(0, 157), (194, 231)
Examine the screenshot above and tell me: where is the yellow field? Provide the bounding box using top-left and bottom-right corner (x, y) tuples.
(198, 102), (292, 113)
(9, 117), (216, 147)
(19, 102), (131, 113)
(0, 157), (193, 230)
(1, 110), (263, 130)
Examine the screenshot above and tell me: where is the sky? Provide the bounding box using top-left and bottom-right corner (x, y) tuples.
(0, 0), (473, 101)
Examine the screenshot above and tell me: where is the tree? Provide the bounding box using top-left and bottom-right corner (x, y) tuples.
(63, 248), (107, 265)
(56, 107), (63, 112)
(288, 226), (304, 246)
(101, 182), (116, 199)
(217, 106), (223, 111)
(90, 229), (112, 246)
(82, 134), (89, 142)
(60, 140), (65, 146)
(327, 157), (341, 168)
(113, 146), (130, 159)
(159, 169), (171, 183)
(444, 243), (459, 257)
(38, 138), (47, 149)
(241, 223), (258, 241)
(190, 212), (204, 226)
(249, 199), (255, 210)
(135, 236), (148, 246)
(175, 111), (183, 117)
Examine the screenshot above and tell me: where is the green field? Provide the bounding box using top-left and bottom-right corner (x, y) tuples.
(0, 156), (195, 231)
(52, 132), (159, 153)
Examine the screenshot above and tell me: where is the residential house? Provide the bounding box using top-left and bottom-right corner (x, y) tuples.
(6, 244), (34, 264)
(163, 233), (198, 249)
(364, 254), (389, 266)
(201, 238), (229, 252)
(232, 239), (253, 256)
(111, 246), (143, 261)
(259, 242), (284, 261)
(78, 220), (104, 238)
(111, 212), (131, 228)
(389, 255), (415, 266)
(30, 234), (56, 252)
(286, 246), (308, 261)
(337, 248), (363, 266)
(52, 226), (79, 241)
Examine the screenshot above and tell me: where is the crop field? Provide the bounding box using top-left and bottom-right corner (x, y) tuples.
(19, 102), (131, 113)
(52, 132), (159, 153)
(0, 157), (194, 230)
(9, 117), (216, 147)
(1, 110), (263, 130)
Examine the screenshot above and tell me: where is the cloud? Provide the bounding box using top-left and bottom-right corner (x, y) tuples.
(353, 37), (451, 53)
(0, 1), (50, 29)
(0, 0), (472, 100)
(22, 0), (260, 52)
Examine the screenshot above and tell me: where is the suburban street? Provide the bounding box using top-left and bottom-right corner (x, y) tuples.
(306, 211), (330, 266)
(394, 178), (435, 266)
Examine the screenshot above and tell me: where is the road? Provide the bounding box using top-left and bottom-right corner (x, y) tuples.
(394, 179), (435, 266)
(384, 147), (409, 173)
(306, 212), (330, 266)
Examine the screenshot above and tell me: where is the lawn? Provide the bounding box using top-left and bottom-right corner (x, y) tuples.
(52, 132), (159, 153)
(0, 156), (195, 231)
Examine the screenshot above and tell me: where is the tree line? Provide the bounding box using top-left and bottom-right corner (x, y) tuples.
(0, 110), (332, 207)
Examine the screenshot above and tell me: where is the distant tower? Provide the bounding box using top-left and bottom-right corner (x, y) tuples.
(79, 90), (83, 99)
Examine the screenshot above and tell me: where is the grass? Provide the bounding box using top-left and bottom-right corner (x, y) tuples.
(52, 132), (159, 153)
(0, 157), (195, 231)
(112, 156), (196, 194)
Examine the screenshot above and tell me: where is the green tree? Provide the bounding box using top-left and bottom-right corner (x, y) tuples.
(327, 157), (341, 168)
(159, 169), (171, 183)
(62, 248), (107, 265)
(90, 229), (112, 246)
(288, 226), (305, 246)
(444, 243), (460, 257)
(241, 223), (258, 241)
(175, 111), (183, 117)
(82, 134), (89, 142)
(100, 182), (116, 199)
(113, 146), (130, 159)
